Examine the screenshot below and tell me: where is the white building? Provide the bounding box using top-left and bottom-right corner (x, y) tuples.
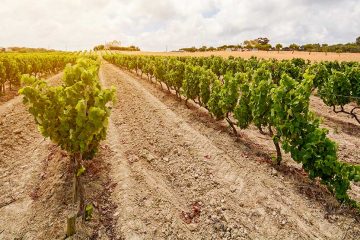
(105, 40), (121, 49)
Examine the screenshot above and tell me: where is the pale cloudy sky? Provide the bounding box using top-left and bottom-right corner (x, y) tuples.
(0, 0), (359, 51)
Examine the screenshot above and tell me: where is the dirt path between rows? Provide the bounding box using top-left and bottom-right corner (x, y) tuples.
(0, 73), (64, 239)
(100, 61), (360, 239)
(309, 96), (360, 166)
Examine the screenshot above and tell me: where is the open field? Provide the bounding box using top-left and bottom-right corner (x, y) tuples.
(119, 50), (360, 62)
(0, 58), (359, 239)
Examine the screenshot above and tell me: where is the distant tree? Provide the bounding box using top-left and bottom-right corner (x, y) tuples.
(256, 43), (271, 51)
(257, 37), (270, 45)
(289, 43), (300, 53)
(265, 44), (272, 51)
(313, 43), (321, 51)
(275, 43), (282, 53)
(178, 38), (360, 54)
(107, 45), (140, 51)
(243, 40), (253, 50)
(322, 44), (329, 55)
(93, 45), (105, 51)
(303, 44), (313, 52)
(199, 46), (207, 52)
(180, 47), (197, 52)
(336, 49), (342, 55)
(217, 45), (228, 51)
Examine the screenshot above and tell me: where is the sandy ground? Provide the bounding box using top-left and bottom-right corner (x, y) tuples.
(0, 73), (63, 104)
(310, 96), (360, 165)
(0, 62), (359, 239)
(116, 50), (360, 62)
(0, 86), (19, 104)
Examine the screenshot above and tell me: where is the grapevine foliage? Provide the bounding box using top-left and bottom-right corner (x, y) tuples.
(20, 57), (115, 159)
(319, 70), (351, 107)
(249, 67), (274, 131)
(183, 65), (201, 103)
(208, 79), (224, 119)
(0, 52), (77, 94)
(234, 73), (253, 129)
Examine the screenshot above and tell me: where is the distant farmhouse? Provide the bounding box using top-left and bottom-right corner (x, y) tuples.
(93, 40), (140, 51)
(104, 40), (121, 50)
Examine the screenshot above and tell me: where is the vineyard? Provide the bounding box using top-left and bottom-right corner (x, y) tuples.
(103, 53), (360, 204)
(0, 51), (360, 239)
(0, 52), (79, 103)
(0, 52), (78, 92)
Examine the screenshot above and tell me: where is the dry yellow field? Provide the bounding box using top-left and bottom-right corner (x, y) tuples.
(118, 50), (360, 62)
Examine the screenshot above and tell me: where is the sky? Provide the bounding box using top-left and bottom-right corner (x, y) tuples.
(0, 0), (359, 51)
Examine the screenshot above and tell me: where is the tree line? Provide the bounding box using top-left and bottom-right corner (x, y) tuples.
(178, 36), (360, 53)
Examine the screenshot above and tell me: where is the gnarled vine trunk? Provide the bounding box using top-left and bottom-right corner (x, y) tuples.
(269, 126), (282, 165)
(73, 153), (85, 219)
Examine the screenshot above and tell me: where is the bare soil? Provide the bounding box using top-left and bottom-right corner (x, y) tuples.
(0, 86), (19, 104)
(310, 96), (360, 165)
(0, 62), (359, 240)
(0, 73), (62, 104)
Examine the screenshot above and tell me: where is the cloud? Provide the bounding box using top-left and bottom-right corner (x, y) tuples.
(0, 0), (359, 51)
